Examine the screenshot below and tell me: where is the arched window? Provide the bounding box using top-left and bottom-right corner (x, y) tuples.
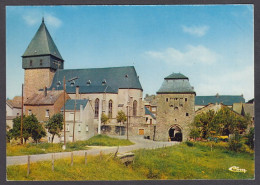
(95, 99), (99, 118)
(133, 100), (137, 116)
(108, 100), (113, 118)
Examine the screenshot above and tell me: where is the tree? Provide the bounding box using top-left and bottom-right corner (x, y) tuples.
(31, 123), (46, 144)
(116, 110), (127, 124)
(192, 110), (216, 139)
(7, 114), (44, 144)
(245, 127), (254, 150)
(45, 113), (63, 143)
(192, 107), (250, 140)
(101, 113), (109, 125)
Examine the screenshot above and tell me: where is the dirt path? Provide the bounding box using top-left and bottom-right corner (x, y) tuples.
(6, 136), (179, 166)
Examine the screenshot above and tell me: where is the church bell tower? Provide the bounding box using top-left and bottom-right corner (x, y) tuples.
(22, 18), (64, 100)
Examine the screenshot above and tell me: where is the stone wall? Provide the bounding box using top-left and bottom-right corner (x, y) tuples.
(155, 93), (195, 141)
(24, 68), (55, 100)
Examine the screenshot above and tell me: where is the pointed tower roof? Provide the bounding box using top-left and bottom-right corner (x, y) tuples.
(157, 72), (195, 94)
(22, 18), (63, 60)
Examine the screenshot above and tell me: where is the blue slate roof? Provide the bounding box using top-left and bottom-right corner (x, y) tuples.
(49, 66), (143, 93)
(157, 73), (195, 94)
(144, 107), (156, 119)
(61, 99), (88, 111)
(195, 95), (245, 106)
(22, 19), (63, 60)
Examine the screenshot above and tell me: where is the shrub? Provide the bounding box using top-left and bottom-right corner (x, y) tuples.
(228, 132), (243, 152)
(245, 127), (254, 150)
(186, 141), (195, 147)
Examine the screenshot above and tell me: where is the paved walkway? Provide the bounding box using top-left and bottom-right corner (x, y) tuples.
(6, 136), (179, 166)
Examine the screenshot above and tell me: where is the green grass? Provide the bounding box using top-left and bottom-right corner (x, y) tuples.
(7, 135), (134, 156)
(7, 142), (254, 180)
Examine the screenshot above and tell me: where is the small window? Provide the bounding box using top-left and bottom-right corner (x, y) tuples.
(174, 107), (178, 110)
(86, 125), (89, 132)
(17, 113), (20, 116)
(166, 98), (169, 102)
(146, 117), (148, 122)
(40, 59), (43, 66)
(28, 110), (32, 115)
(150, 119), (152, 124)
(186, 113), (189, 116)
(30, 60), (33, 66)
(45, 109), (49, 117)
(151, 107), (156, 112)
(170, 105), (174, 107)
(185, 98), (188, 102)
(66, 124), (70, 131)
(78, 124), (81, 132)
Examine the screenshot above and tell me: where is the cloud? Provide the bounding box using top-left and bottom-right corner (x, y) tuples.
(23, 12), (62, 28)
(182, 25), (209, 37)
(145, 45), (218, 66)
(196, 65), (254, 100)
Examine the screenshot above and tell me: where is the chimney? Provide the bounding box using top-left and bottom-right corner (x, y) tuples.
(44, 86), (47, 97)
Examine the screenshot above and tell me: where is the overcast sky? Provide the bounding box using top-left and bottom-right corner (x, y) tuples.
(6, 5), (254, 101)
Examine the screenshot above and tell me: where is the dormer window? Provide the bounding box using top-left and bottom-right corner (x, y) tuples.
(102, 79), (106, 85)
(70, 81), (75, 86)
(86, 80), (91, 86)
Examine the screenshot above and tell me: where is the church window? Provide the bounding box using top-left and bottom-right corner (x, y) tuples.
(133, 100), (137, 116)
(40, 59), (43, 66)
(95, 99), (99, 118)
(30, 60), (32, 66)
(108, 100), (113, 118)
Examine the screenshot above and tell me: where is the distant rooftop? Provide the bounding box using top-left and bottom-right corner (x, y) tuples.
(195, 95), (245, 106)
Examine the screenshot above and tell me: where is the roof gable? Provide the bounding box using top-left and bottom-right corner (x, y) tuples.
(22, 19), (63, 60)
(24, 90), (64, 105)
(144, 107), (156, 119)
(48, 66), (143, 93)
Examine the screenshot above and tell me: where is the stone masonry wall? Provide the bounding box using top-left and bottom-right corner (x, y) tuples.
(155, 93), (195, 141)
(24, 68), (55, 100)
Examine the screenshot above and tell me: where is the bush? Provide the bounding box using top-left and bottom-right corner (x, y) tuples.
(245, 128), (254, 150)
(186, 141), (195, 147)
(228, 132), (243, 152)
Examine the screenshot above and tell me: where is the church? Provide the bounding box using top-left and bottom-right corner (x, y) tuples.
(22, 18), (149, 142)
(19, 19), (248, 143)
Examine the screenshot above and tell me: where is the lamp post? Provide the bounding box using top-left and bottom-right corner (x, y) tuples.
(67, 77), (79, 142)
(62, 76), (66, 150)
(20, 84), (24, 144)
(125, 74), (129, 140)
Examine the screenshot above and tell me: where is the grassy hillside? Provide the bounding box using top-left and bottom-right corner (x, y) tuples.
(7, 135), (134, 156)
(7, 142), (254, 180)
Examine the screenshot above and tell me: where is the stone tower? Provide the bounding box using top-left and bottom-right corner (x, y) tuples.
(155, 73), (196, 142)
(22, 18), (64, 100)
